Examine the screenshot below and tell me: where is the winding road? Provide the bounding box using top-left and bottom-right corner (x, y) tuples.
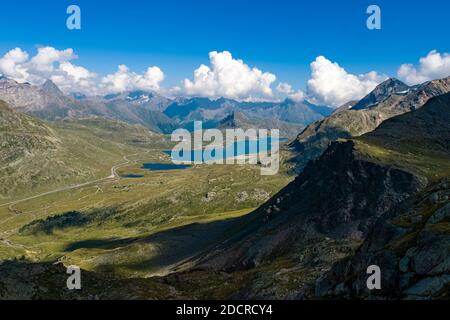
(0, 152), (145, 209)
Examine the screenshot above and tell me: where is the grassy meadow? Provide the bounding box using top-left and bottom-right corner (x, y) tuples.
(0, 121), (293, 277)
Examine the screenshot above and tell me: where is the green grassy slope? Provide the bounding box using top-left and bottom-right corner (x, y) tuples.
(0, 101), (168, 201)
(356, 92), (450, 182)
(0, 156), (292, 277)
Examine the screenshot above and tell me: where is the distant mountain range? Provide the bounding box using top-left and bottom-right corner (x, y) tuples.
(0, 77), (333, 136)
(0, 77), (177, 133)
(165, 96), (332, 135)
(217, 111), (305, 137)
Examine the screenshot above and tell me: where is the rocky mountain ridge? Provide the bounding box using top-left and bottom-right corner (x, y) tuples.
(290, 76), (450, 172)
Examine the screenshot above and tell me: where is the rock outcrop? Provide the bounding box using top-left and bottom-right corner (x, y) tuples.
(315, 180), (450, 300)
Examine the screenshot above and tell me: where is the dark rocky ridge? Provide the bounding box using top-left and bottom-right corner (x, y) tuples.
(315, 92), (450, 299)
(192, 140), (424, 272)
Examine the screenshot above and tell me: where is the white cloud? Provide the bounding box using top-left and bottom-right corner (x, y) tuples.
(101, 64), (164, 93)
(183, 51), (277, 101)
(29, 47), (76, 75)
(52, 62), (97, 94)
(397, 50), (450, 85)
(59, 62), (95, 82)
(276, 82), (305, 101)
(289, 91), (306, 102)
(0, 46), (165, 96)
(306, 56), (386, 107)
(0, 48), (30, 82)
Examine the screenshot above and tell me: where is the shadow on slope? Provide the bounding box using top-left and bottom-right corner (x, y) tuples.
(61, 210), (264, 275)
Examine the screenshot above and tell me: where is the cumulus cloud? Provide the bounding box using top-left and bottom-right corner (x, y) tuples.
(0, 46), (165, 96)
(306, 56), (386, 107)
(51, 62), (97, 94)
(29, 47), (76, 75)
(397, 50), (450, 85)
(183, 51), (277, 101)
(101, 64), (164, 93)
(0, 48), (30, 82)
(276, 82), (292, 94)
(276, 82), (305, 101)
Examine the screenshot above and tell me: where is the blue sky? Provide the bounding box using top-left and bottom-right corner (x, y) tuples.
(0, 0), (449, 104)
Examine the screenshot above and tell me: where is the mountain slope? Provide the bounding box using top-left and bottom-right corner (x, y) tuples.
(316, 179), (450, 299)
(172, 92), (450, 299)
(105, 90), (172, 112)
(101, 98), (177, 133)
(315, 94), (450, 298)
(290, 76), (450, 172)
(218, 111), (305, 137)
(0, 101), (164, 200)
(0, 78), (76, 118)
(360, 92), (450, 156)
(245, 99), (325, 125)
(333, 100), (360, 114)
(191, 140), (424, 272)
(352, 78), (410, 110)
(164, 97), (236, 119)
(0, 99), (60, 165)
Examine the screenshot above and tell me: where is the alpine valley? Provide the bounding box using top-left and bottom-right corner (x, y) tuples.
(0, 73), (449, 300)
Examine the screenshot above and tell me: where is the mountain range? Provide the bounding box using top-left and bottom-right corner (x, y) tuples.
(290, 76), (450, 172)
(0, 76), (333, 136)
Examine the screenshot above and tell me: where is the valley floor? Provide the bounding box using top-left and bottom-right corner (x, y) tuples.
(0, 146), (293, 279)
